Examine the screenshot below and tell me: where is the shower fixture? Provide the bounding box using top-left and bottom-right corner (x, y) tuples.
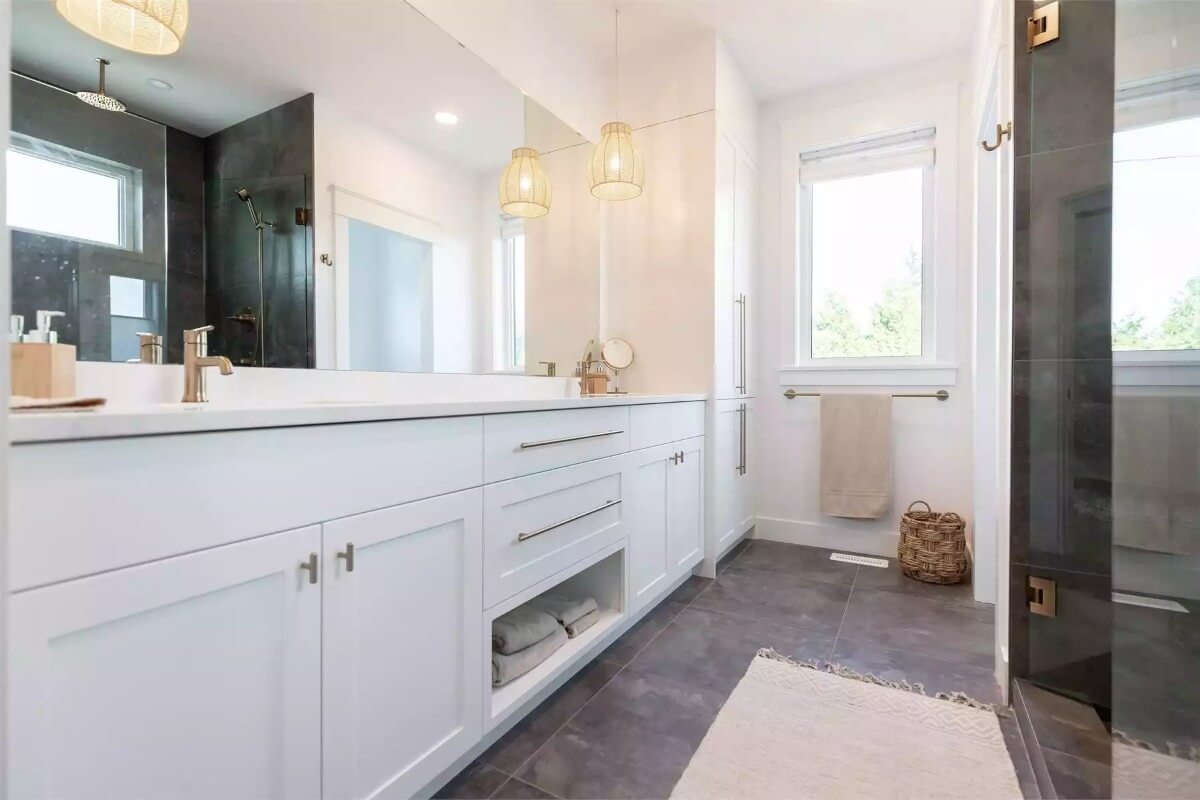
(234, 187), (274, 231)
(234, 188), (274, 366)
(76, 58), (126, 112)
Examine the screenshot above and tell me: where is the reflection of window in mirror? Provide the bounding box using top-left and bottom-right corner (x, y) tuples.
(493, 216), (526, 372)
(6, 133), (142, 250)
(1113, 83), (1200, 358)
(109, 275), (160, 362)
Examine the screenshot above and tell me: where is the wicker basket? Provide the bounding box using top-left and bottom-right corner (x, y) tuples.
(898, 500), (968, 584)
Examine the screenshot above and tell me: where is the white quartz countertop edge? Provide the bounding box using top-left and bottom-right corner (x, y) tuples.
(9, 393), (709, 444)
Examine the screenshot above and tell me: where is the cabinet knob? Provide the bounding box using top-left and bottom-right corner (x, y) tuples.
(299, 553), (319, 584)
(337, 542), (355, 572)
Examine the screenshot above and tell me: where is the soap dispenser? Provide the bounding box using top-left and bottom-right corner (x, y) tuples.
(9, 314), (24, 343)
(23, 310), (65, 343)
(11, 309), (76, 399)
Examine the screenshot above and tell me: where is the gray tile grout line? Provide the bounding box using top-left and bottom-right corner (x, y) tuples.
(496, 577), (710, 795)
(827, 568), (858, 661)
(480, 539), (989, 798)
(488, 773), (564, 800)
(499, 542), (751, 796)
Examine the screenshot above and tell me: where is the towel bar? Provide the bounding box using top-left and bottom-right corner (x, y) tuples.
(783, 389), (950, 401)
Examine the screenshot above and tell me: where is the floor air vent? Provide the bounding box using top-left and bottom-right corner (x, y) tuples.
(830, 553), (889, 568)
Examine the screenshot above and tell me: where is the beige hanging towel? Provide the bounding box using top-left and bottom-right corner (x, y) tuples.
(819, 393), (893, 519)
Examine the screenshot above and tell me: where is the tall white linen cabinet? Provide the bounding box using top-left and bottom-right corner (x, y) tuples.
(604, 40), (758, 575)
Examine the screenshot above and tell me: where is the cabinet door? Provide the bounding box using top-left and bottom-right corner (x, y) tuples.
(9, 526), (322, 800)
(668, 438), (705, 573)
(735, 400), (756, 531)
(322, 489), (483, 800)
(712, 400), (748, 553)
(733, 151), (756, 396)
(624, 443), (675, 613)
(714, 133), (738, 397)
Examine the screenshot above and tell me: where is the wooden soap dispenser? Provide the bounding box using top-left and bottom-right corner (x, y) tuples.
(11, 310), (76, 399)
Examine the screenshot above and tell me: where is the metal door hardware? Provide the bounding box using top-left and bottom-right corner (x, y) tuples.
(981, 122), (1013, 152)
(300, 552), (319, 585)
(1028, 2), (1060, 52)
(1028, 576), (1057, 617)
(337, 543), (355, 572)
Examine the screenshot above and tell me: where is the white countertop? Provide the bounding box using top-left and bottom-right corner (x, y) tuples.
(9, 393), (708, 444)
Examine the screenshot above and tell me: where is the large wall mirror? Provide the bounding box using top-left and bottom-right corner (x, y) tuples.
(8, 0), (600, 376)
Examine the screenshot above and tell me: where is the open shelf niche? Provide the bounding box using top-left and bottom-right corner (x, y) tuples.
(486, 541), (627, 726)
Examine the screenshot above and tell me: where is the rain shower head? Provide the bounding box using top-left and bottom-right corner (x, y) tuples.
(77, 58), (126, 113)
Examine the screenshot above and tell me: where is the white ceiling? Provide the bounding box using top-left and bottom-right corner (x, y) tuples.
(11, 0), (582, 172)
(559, 0), (981, 101)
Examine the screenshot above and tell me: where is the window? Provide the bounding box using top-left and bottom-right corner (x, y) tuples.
(797, 128), (935, 363)
(1111, 114), (1200, 354)
(5, 133), (141, 250)
(493, 217), (526, 371)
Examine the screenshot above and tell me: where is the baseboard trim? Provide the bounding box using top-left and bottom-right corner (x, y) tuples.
(754, 516), (898, 559)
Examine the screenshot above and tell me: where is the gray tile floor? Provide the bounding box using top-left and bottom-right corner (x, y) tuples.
(438, 539), (1009, 800)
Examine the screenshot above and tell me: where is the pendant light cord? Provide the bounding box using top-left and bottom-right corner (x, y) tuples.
(614, 7), (620, 119)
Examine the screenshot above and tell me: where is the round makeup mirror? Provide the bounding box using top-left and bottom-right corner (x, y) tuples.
(601, 338), (634, 370)
(600, 338), (634, 394)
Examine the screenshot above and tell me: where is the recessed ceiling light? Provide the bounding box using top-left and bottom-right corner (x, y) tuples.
(434, 111), (458, 126)
(146, 77), (173, 91)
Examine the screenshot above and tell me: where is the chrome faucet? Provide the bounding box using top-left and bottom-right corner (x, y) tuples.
(182, 325), (234, 403)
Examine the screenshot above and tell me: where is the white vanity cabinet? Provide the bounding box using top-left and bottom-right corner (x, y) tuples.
(8, 525), (323, 800)
(322, 489), (483, 800)
(7, 397), (707, 800)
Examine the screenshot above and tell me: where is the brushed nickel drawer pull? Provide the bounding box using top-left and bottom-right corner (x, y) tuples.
(518, 499), (623, 542)
(519, 429), (625, 450)
(299, 552), (318, 584)
(337, 543), (355, 572)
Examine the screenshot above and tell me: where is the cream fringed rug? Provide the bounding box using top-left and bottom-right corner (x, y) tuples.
(670, 649), (1022, 800)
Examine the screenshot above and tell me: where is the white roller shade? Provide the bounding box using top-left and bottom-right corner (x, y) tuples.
(799, 127), (936, 184)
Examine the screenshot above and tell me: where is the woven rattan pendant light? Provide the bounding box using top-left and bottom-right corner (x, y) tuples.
(499, 97), (552, 218)
(589, 8), (644, 201)
(55, 0), (188, 56)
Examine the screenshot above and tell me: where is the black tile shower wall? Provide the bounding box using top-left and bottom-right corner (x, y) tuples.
(203, 94), (314, 368)
(166, 127), (207, 364)
(10, 74), (167, 361)
(1010, 0), (1115, 716)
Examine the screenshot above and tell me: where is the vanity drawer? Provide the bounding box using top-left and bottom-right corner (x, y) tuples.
(483, 456), (625, 608)
(629, 401), (705, 450)
(483, 406), (631, 482)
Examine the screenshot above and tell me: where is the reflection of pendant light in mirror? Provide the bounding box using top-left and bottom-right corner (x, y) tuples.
(77, 58), (126, 112)
(55, 0), (188, 56)
(589, 8), (643, 201)
(499, 97), (552, 218)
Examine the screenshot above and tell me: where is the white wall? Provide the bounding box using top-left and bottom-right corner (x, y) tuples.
(405, 0), (608, 141)
(523, 143), (603, 377)
(313, 97), (488, 374)
(754, 59), (977, 558)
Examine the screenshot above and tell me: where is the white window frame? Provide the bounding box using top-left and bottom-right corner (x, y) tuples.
(7, 132), (142, 251)
(778, 82), (960, 387)
(1112, 71), (1200, 386)
(493, 216), (525, 373)
(796, 136), (936, 365)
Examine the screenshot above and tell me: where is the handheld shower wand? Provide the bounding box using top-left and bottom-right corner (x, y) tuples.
(233, 188), (273, 365)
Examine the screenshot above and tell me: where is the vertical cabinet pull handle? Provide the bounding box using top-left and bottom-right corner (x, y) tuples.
(300, 552), (319, 584)
(737, 403), (747, 476)
(337, 542), (355, 572)
(734, 292), (744, 395)
(734, 294), (747, 394)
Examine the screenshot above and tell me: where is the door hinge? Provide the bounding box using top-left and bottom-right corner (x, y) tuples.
(1027, 2), (1061, 52)
(1027, 576), (1057, 617)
